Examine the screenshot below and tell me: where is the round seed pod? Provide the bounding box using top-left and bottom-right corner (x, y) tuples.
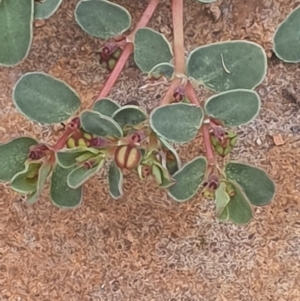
(114, 145), (142, 170)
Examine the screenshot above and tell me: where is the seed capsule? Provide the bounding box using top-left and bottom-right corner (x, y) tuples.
(114, 145), (142, 170)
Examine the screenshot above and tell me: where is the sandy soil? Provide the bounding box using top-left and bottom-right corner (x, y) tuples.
(0, 0), (300, 300)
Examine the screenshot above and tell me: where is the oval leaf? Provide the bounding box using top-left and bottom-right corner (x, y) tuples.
(34, 0), (63, 20)
(13, 72), (81, 124)
(93, 98), (120, 117)
(50, 165), (82, 208)
(215, 182), (231, 217)
(75, 0), (131, 39)
(168, 156), (207, 202)
(0, 137), (37, 182)
(134, 28), (173, 73)
(197, 0), (216, 3)
(11, 163), (39, 194)
(67, 161), (103, 189)
(148, 63), (174, 79)
(225, 162), (276, 206)
(0, 0), (33, 66)
(80, 110), (123, 138)
(56, 147), (100, 168)
(226, 181), (253, 225)
(150, 103), (204, 144)
(273, 6), (300, 62)
(187, 41), (267, 92)
(205, 89), (261, 126)
(108, 161), (123, 199)
(27, 164), (52, 204)
(112, 105), (147, 129)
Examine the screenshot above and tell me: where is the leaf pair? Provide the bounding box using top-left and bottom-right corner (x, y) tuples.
(216, 162), (276, 224)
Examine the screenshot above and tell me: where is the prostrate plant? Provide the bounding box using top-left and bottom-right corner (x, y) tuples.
(0, 0), (277, 225)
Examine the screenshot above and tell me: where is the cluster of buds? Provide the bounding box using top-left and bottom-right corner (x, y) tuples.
(209, 125), (238, 157)
(202, 173), (219, 198)
(97, 36), (125, 72)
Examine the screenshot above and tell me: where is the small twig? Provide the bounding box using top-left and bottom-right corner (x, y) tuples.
(95, 0), (160, 101)
(172, 0), (185, 75)
(186, 83), (215, 166)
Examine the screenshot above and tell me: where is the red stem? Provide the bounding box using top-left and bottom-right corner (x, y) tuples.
(186, 83), (215, 165)
(96, 0), (160, 101)
(160, 78), (181, 105)
(52, 127), (74, 151)
(172, 0), (185, 74)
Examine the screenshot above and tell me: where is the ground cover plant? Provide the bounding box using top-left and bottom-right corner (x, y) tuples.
(2, 0), (293, 225)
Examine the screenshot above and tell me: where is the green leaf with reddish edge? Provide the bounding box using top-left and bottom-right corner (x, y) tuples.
(168, 156), (207, 202)
(204, 89), (261, 126)
(93, 98), (120, 117)
(134, 28), (173, 73)
(226, 181), (253, 225)
(148, 63), (174, 79)
(67, 160), (104, 189)
(112, 105), (147, 129)
(150, 103), (204, 144)
(56, 147), (100, 168)
(81, 110), (123, 138)
(50, 165), (83, 208)
(75, 0), (131, 39)
(0, 137), (37, 182)
(108, 161), (123, 199)
(186, 41), (267, 92)
(215, 182), (230, 218)
(11, 163), (40, 194)
(13, 72), (81, 124)
(225, 161), (276, 206)
(273, 6), (300, 63)
(26, 164), (52, 204)
(159, 137), (181, 175)
(0, 0), (33, 66)
(34, 0), (63, 20)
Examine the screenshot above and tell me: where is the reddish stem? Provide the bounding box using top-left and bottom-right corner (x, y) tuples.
(160, 78), (181, 105)
(52, 127), (74, 151)
(172, 0), (185, 74)
(96, 0), (160, 101)
(186, 83), (215, 166)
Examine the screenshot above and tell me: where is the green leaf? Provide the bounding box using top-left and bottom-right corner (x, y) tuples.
(0, 0), (33, 66)
(28, 163), (52, 204)
(50, 165), (83, 208)
(108, 161), (123, 199)
(226, 181), (253, 225)
(93, 98), (120, 117)
(160, 138), (181, 175)
(34, 0), (63, 20)
(148, 63), (174, 79)
(186, 41), (267, 92)
(112, 105), (147, 129)
(150, 103), (204, 144)
(80, 110), (123, 138)
(197, 0), (216, 3)
(134, 27), (173, 73)
(0, 137), (37, 182)
(225, 162), (276, 206)
(13, 72), (81, 124)
(218, 207), (229, 221)
(56, 147), (99, 168)
(11, 163), (40, 194)
(67, 160), (104, 189)
(273, 6), (300, 63)
(204, 89), (261, 126)
(168, 156), (207, 202)
(75, 0), (131, 39)
(215, 182), (230, 217)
